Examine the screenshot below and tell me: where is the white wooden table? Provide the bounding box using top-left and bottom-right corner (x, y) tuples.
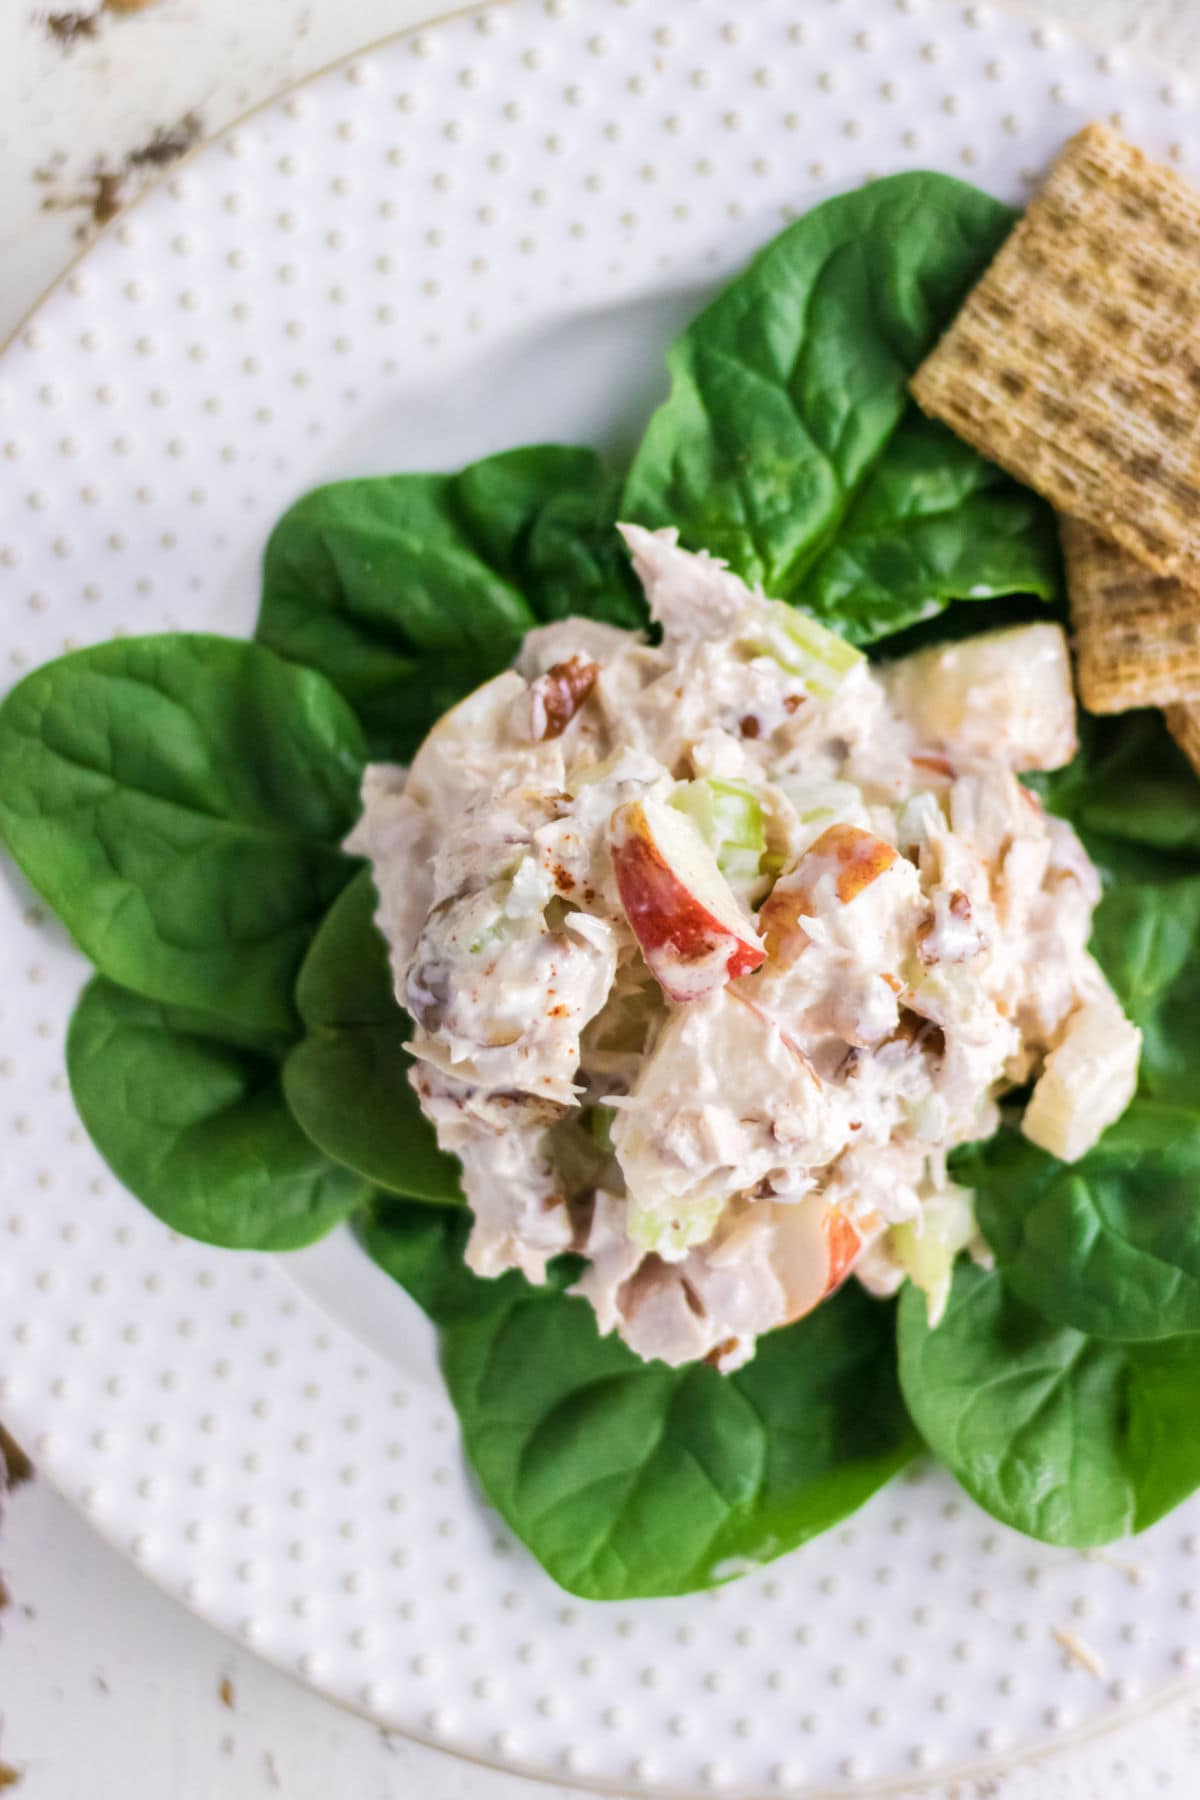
(2, 2), (1199, 1795)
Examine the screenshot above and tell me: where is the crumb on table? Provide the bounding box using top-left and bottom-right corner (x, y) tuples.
(46, 11), (101, 44)
(0, 1427), (33, 1490)
(36, 112), (203, 239)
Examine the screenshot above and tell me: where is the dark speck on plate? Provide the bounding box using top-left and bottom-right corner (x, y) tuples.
(0, 1427), (33, 1489)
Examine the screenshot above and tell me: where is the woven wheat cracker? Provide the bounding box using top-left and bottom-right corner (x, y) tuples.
(912, 123), (1200, 585)
(1060, 516), (1200, 711)
(1165, 701), (1200, 779)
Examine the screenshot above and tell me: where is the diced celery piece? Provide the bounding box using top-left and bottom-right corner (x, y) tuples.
(889, 1186), (977, 1327)
(896, 791), (945, 853)
(775, 776), (864, 827)
(670, 777), (766, 890)
(466, 892), (513, 954)
(627, 1191), (724, 1261)
(586, 1105), (616, 1155)
(903, 1091), (950, 1143)
(547, 1111), (613, 1195)
(773, 776), (869, 861)
(567, 752), (623, 795)
(746, 600), (865, 700)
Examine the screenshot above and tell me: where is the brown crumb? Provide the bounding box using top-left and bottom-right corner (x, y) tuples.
(1051, 1625), (1107, 1680)
(90, 171), (125, 225)
(127, 112), (202, 169)
(0, 1427), (33, 1490)
(46, 1), (163, 51)
(0, 1764), (22, 1791)
(0, 1577), (10, 1613)
(41, 170), (125, 233)
(38, 111), (202, 240)
(46, 11), (101, 44)
(889, 1007), (947, 1058)
(739, 713), (761, 738)
(218, 1676), (235, 1710)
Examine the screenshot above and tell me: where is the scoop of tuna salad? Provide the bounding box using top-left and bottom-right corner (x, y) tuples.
(347, 525), (1140, 1370)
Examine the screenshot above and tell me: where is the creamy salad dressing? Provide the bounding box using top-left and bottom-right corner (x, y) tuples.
(347, 526), (1141, 1368)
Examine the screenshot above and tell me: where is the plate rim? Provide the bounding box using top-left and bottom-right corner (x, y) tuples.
(2, 1), (1198, 1793)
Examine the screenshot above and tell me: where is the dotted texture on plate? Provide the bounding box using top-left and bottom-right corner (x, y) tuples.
(1, 1), (1199, 1795)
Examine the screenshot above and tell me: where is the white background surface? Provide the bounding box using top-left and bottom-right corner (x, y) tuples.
(2, 2), (1200, 1797)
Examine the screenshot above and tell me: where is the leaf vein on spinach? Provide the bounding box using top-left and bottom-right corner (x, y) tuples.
(68, 977), (370, 1251)
(369, 1203), (914, 1598)
(899, 1264), (1200, 1546)
(0, 635), (367, 1032)
(972, 1341), (1094, 1456)
(623, 171), (1057, 634)
(255, 446), (642, 762)
(513, 1369), (764, 1542)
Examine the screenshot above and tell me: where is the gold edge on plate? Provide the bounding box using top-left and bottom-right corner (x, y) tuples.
(21, 1431), (1200, 1800)
(0, 0), (516, 361)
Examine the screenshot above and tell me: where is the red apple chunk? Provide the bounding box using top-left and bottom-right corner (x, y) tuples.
(609, 797), (765, 1001)
(758, 889), (813, 971)
(772, 1195), (866, 1324)
(760, 824), (898, 968)
(810, 823), (898, 903)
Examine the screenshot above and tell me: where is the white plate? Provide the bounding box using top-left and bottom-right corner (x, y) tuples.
(2, 1), (1198, 1793)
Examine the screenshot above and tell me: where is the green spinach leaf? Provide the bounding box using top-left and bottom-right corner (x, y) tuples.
(69, 977), (370, 1250)
(622, 172), (1060, 634)
(366, 1202), (917, 1599)
(522, 472), (645, 628)
(795, 414), (1061, 642)
(1087, 857), (1200, 1101)
(0, 635), (364, 1034)
(898, 1263), (1200, 1546)
(284, 871), (462, 1203)
(960, 735), (1200, 1340)
(1033, 711), (1200, 857)
(961, 1103), (1200, 1342)
(365, 1199), (575, 1329)
(256, 446), (642, 762)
